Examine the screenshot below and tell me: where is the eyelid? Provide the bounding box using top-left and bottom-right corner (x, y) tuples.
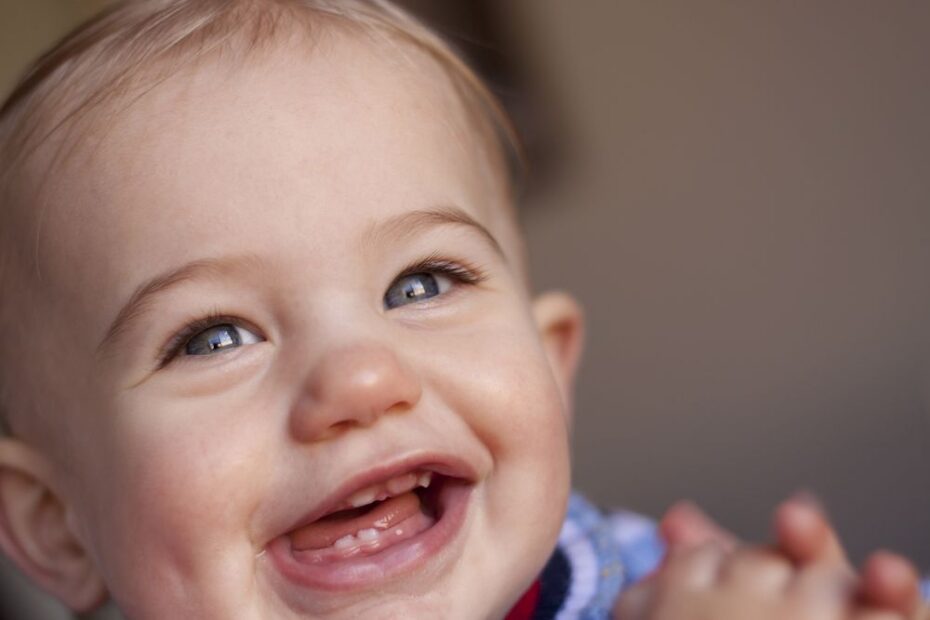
(383, 255), (488, 312)
(157, 312), (262, 369)
(393, 254), (487, 286)
(154, 257), (484, 367)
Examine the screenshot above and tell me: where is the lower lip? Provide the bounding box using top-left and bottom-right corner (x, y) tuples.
(266, 480), (472, 591)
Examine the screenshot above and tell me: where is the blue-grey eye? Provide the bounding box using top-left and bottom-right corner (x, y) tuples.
(184, 324), (261, 356)
(384, 272), (451, 309)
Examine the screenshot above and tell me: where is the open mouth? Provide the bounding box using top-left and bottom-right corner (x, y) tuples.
(267, 460), (473, 591)
(290, 469), (440, 562)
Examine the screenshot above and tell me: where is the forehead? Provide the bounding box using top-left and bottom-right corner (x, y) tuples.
(90, 30), (499, 231)
(19, 30), (513, 332)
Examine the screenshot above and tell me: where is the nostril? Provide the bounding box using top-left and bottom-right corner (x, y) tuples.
(328, 420), (356, 433)
(386, 401), (414, 416)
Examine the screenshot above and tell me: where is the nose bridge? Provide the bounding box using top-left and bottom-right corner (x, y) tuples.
(290, 336), (422, 442)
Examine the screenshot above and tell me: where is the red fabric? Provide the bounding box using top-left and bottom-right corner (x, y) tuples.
(505, 579), (541, 620)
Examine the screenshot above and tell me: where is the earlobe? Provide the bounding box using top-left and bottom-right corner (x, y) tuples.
(0, 438), (106, 612)
(532, 291), (585, 417)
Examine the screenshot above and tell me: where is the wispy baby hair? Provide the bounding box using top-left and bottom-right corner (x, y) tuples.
(0, 0), (523, 188)
(0, 0), (524, 436)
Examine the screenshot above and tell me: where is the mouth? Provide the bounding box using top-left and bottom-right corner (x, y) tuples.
(266, 457), (475, 591)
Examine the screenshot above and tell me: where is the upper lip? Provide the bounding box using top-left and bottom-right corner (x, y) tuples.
(276, 452), (478, 538)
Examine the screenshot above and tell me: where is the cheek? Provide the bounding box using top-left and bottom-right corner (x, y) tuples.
(419, 317), (571, 592)
(431, 317), (569, 455)
(78, 391), (277, 604)
(423, 313), (572, 497)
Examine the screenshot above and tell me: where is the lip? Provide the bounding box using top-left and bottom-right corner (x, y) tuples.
(278, 452), (478, 535)
(264, 453), (477, 591)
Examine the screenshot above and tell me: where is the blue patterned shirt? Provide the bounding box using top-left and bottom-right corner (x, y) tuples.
(536, 493), (663, 619)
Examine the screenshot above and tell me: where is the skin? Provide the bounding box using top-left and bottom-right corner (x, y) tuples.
(627, 498), (930, 620)
(614, 541), (906, 620)
(0, 30), (583, 618)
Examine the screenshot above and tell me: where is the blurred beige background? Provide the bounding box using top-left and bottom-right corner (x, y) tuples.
(2, 0), (930, 617)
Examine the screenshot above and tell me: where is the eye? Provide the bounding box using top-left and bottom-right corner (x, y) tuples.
(158, 314), (266, 368)
(382, 257), (488, 311)
(182, 323), (262, 356)
(384, 272), (451, 309)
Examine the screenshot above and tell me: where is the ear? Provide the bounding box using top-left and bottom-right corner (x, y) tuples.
(532, 291), (585, 419)
(0, 438), (106, 612)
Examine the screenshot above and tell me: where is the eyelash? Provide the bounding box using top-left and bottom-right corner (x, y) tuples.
(393, 254), (487, 289)
(157, 310), (242, 368)
(156, 256), (487, 368)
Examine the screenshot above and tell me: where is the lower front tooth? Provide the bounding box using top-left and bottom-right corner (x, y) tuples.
(357, 528), (379, 542)
(334, 535), (357, 550)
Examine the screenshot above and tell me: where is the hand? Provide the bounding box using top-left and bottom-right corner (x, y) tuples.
(658, 496), (927, 619)
(658, 495), (847, 564)
(614, 541), (905, 620)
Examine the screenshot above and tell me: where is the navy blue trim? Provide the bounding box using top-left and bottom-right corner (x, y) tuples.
(533, 547), (571, 620)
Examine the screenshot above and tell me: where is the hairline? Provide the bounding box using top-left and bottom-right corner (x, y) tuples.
(0, 1), (527, 438)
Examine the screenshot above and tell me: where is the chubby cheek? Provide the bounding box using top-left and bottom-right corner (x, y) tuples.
(425, 311), (571, 558)
(81, 392), (277, 615)
(448, 318), (569, 469)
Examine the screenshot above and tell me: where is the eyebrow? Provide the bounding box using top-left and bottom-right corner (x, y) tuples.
(96, 207), (503, 356)
(96, 254), (266, 356)
(365, 206), (505, 259)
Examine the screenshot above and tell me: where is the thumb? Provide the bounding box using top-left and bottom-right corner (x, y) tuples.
(613, 580), (654, 620)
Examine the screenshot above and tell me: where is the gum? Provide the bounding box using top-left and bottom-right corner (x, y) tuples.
(290, 491), (422, 551)
(292, 509), (435, 564)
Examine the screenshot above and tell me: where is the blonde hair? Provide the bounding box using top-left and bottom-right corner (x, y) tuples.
(0, 0), (523, 187)
(0, 0), (524, 436)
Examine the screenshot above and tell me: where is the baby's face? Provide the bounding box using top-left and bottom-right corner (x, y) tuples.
(18, 32), (574, 619)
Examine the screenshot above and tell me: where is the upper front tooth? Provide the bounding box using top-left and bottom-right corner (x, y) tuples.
(348, 486), (378, 508)
(418, 472), (432, 488)
(386, 472), (418, 495)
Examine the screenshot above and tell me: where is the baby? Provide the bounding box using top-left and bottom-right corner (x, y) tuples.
(0, 1), (923, 618)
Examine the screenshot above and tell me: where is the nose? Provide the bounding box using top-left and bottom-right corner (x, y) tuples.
(289, 342), (422, 442)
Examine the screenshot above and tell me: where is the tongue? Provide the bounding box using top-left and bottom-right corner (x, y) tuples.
(291, 491), (424, 551)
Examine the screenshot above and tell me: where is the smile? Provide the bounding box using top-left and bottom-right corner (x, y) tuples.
(267, 457), (474, 591)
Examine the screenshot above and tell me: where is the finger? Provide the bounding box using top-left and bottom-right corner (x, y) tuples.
(857, 550), (921, 615)
(774, 494), (850, 568)
(660, 542), (726, 591)
(718, 547), (794, 595)
(659, 501), (738, 552)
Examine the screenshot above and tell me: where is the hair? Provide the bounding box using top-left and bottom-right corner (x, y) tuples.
(0, 0), (525, 437)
